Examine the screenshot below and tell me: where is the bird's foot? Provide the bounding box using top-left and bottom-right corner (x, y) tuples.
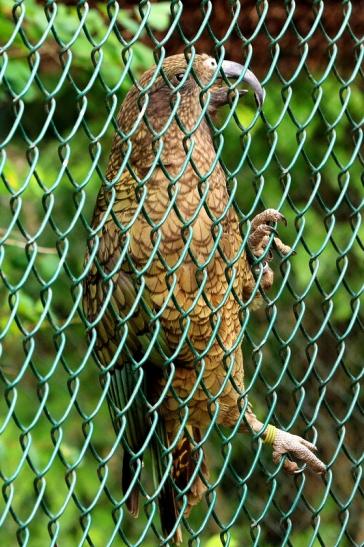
(247, 208), (292, 293)
(265, 425), (326, 475)
(249, 208), (292, 258)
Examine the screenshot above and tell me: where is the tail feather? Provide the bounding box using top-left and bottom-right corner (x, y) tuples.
(108, 360), (208, 543)
(122, 451), (140, 518)
(107, 362), (147, 520)
(152, 420), (183, 544)
(172, 427), (209, 517)
(158, 474), (183, 545)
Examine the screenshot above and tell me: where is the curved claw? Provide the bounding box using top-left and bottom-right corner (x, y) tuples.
(272, 429), (326, 475)
(280, 213), (288, 227)
(251, 209), (287, 231)
(249, 209), (292, 262)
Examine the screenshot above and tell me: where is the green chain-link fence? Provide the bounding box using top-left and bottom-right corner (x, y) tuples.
(0, 1), (363, 545)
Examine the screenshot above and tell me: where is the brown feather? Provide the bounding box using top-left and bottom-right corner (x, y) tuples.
(83, 53), (264, 542)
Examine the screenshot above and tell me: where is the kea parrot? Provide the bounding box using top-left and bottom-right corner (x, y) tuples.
(83, 53), (325, 543)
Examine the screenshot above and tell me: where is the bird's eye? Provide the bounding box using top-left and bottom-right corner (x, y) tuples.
(175, 73), (185, 82)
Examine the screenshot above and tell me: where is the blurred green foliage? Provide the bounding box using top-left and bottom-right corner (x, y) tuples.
(0, 1), (362, 546)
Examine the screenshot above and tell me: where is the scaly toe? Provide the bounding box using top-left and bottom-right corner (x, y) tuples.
(249, 224), (276, 251)
(273, 237), (292, 256)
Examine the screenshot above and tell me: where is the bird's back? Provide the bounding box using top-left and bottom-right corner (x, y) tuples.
(84, 112), (248, 433)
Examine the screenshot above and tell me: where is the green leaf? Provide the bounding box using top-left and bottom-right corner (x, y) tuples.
(144, 2), (171, 31)
(131, 42), (154, 72)
(18, 291), (43, 323)
(3, 59), (40, 102)
(119, 9), (142, 34)
(206, 534), (239, 547)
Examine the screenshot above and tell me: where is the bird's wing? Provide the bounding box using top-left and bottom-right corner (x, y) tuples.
(83, 163), (208, 537)
(83, 198), (172, 515)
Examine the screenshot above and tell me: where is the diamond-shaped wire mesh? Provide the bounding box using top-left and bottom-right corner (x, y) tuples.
(0, 1), (362, 545)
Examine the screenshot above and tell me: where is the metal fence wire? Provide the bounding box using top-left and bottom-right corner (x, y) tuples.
(0, 1), (363, 546)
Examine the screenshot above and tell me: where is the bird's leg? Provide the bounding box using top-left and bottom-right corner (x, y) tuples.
(240, 210), (325, 473)
(243, 208), (292, 301)
(241, 404), (326, 475)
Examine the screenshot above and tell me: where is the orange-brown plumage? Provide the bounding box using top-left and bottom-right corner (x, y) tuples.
(83, 53), (324, 544)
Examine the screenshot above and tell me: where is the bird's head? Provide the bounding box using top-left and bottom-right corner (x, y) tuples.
(113, 54), (264, 175)
(120, 53), (264, 134)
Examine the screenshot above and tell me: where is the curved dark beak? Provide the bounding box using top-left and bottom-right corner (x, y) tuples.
(221, 60), (265, 107)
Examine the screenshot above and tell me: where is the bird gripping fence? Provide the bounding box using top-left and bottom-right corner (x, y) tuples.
(0, 1), (362, 546)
